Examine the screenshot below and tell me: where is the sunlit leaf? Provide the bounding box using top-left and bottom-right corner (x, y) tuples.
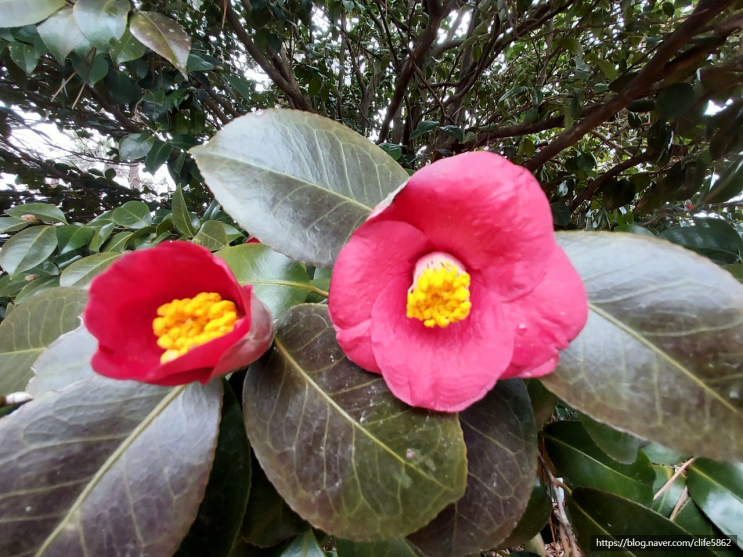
(112, 200), (152, 229)
(193, 220), (228, 251)
(6, 202), (67, 224)
(0, 0), (66, 27)
(172, 182), (199, 237)
(130, 12), (191, 75)
(37, 7), (86, 62)
(687, 459), (743, 549)
(59, 252), (121, 288)
(73, 0), (129, 48)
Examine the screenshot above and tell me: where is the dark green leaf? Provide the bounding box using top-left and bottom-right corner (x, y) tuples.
(580, 413), (642, 464)
(56, 224), (94, 255)
(641, 442), (690, 466)
(543, 232), (743, 462)
(6, 202), (67, 224)
(440, 125), (464, 142)
(187, 53), (214, 72)
(109, 28), (146, 65)
(705, 155), (743, 204)
(176, 383), (251, 557)
(687, 459), (743, 549)
(59, 252), (121, 287)
(193, 220), (229, 251)
(72, 0), (129, 48)
(660, 219), (742, 265)
(119, 133), (154, 161)
(551, 202), (571, 227)
(1, 0), (66, 28)
(650, 464), (686, 518)
(656, 83), (695, 121)
(544, 421), (655, 504)
(569, 488), (716, 557)
(112, 200), (153, 229)
(129, 12), (191, 75)
(0, 376), (222, 557)
(191, 110), (409, 267)
(145, 139), (172, 174)
(71, 52), (109, 86)
(217, 243), (311, 317)
(15, 275), (60, 303)
(87, 221), (115, 252)
(0, 226), (58, 275)
(410, 120), (439, 139)
(379, 143), (402, 161)
(576, 152), (596, 171)
(27, 324), (95, 396)
(37, 6), (86, 62)
(0, 287), (87, 395)
(604, 179), (636, 210)
(242, 304), (467, 541)
(172, 182), (199, 237)
(102, 231), (133, 252)
(0, 217), (29, 233)
(408, 379), (537, 557)
(496, 477), (553, 550)
(724, 263), (743, 283)
(526, 378), (557, 427)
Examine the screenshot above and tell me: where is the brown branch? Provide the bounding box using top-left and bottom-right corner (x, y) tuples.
(87, 88), (143, 134)
(204, 97), (230, 124)
(570, 151), (654, 211)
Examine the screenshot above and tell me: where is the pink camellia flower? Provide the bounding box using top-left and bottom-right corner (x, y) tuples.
(85, 241), (273, 386)
(328, 152), (588, 412)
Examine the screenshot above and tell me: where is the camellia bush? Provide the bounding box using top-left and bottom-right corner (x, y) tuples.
(1, 1), (743, 557)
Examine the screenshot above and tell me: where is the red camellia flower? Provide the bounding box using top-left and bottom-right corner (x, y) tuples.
(328, 152), (588, 412)
(85, 241), (274, 386)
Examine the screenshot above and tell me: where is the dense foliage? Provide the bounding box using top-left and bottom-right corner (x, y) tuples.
(1, 0), (743, 556)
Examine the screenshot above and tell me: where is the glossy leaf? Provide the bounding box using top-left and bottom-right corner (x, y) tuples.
(102, 231), (133, 253)
(0, 287), (87, 396)
(88, 221), (115, 252)
(6, 202), (67, 224)
(687, 459), (743, 549)
(59, 252), (121, 288)
(0, 0), (66, 27)
(175, 384), (251, 557)
(408, 379), (537, 557)
(129, 12), (191, 75)
(27, 325), (96, 397)
(119, 133), (154, 160)
(0, 376), (222, 557)
(70, 52), (109, 86)
(495, 477), (553, 550)
(112, 200), (152, 229)
(193, 220), (229, 251)
(0, 226), (58, 275)
(650, 465), (686, 517)
(73, 0), (129, 48)
(145, 139), (172, 174)
(281, 531), (325, 557)
(191, 110), (409, 267)
(660, 219), (742, 265)
(37, 7), (86, 62)
(705, 155), (743, 204)
(526, 378), (557, 427)
(15, 275), (60, 303)
(569, 488), (716, 557)
(335, 539), (422, 557)
(641, 442), (690, 466)
(9, 43), (40, 74)
(0, 217), (29, 233)
(218, 243), (311, 317)
(56, 224), (95, 255)
(580, 413), (642, 464)
(109, 28), (146, 65)
(543, 232), (743, 462)
(656, 83), (695, 121)
(543, 420), (655, 504)
(172, 182), (199, 237)
(242, 304), (467, 541)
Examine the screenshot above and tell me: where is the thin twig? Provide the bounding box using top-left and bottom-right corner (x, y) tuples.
(653, 458), (696, 501)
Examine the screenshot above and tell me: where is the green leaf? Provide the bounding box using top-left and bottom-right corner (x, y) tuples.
(221, 222), (244, 242)
(145, 139), (171, 174)
(410, 120), (439, 139)
(281, 531), (325, 557)
(88, 221), (115, 251)
(569, 488), (716, 556)
(109, 28), (146, 65)
(379, 143), (402, 161)
(495, 477), (553, 550)
(119, 133), (154, 161)
(0, 217), (29, 233)
(172, 182), (199, 237)
(37, 6), (86, 62)
(217, 243), (311, 317)
(0, 376), (222, 557)
(335, 539), (422, 557)
(660, 218), (742, 265)
(191, 110), (409, 267)
(687, 459), (743, 549)
(70, 51), (109, 86)
(656, 83), (695, 121)
(129, 12), (191, 75)
(27, 325), (95, 397)
(56, 224), (95, 255)
(526, 378), (558, 427)
(0, 0), (66, 27)
(59, 252), (121, 287)
(224, 74), (254, 102)
(0, 287), (87, 395)
(0, 226), (58, 275)
(15, 275), (60, 303)
(112, 200), (153, 229)
(642, 442), (690, 466)
(440, 125), (464, 142)
(704, 155), (743, 204)
(604, 178), (636, 210)
(597, 59), (617, 80)
(193, 220), (228, 251)
(72, 0), (129, 48)
(175, 383), (251, 557)
(580, 413), (642, 464)
(408, 379), (537, 557)
(650, 465), (686, 517)
(725, 263), (743, 283)
(6, 202), (67, 224)
(544, 421), (655, 504)
(102, 231), (133, 252)
(543, 232), (743, 462)
(187, 53), (214, 72)
(242, 304), (467, 541)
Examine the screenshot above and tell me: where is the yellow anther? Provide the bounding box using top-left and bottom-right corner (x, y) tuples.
(152, 292), (239, 363)
(406, 254), (471, 328)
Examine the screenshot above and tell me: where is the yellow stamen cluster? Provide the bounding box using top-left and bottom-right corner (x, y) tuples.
(152, 292), (238, 363)
(407, 264), (472, 328)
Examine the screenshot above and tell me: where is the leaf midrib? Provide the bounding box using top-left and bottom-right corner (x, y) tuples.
(273, 337), (450, 490)
(589, 301), (741, 417)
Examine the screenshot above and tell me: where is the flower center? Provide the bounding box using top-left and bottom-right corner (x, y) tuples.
(406, 252), (472, 328)
(152, 292), (238, 363)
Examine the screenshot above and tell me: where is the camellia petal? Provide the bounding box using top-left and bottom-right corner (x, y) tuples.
(500, 246), (589, 379)
(370, 275), (514, 412)
(378, 151), (556, 301)
(85, 241), (273, 385)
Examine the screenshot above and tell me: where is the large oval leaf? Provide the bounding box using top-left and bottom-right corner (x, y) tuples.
(242, 304), (467, 541)
(27, 325), (96, 397)
(60, 252), (121, 288)
(193, 220), (229, 251)
(495, 477), (553, 550)
(0, 376), (222, 557)
(129, 12), (191, 75)
(0, 288), (87, 396)
(0, 0), (66, 29)
(0, 225), (58, 275)
(72, 0), (129, 48)
(544, 421), (655, 504)
(218, 243), (311, 317)
(112, 200), (152, 229)
(543, 232), (743, 462)
(37, 7), (86, 63)
(191, 110), (409, 267)
(580, 413), (642, 465)
(407, 379), (537, 557)
(6, 202), (67, 224)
